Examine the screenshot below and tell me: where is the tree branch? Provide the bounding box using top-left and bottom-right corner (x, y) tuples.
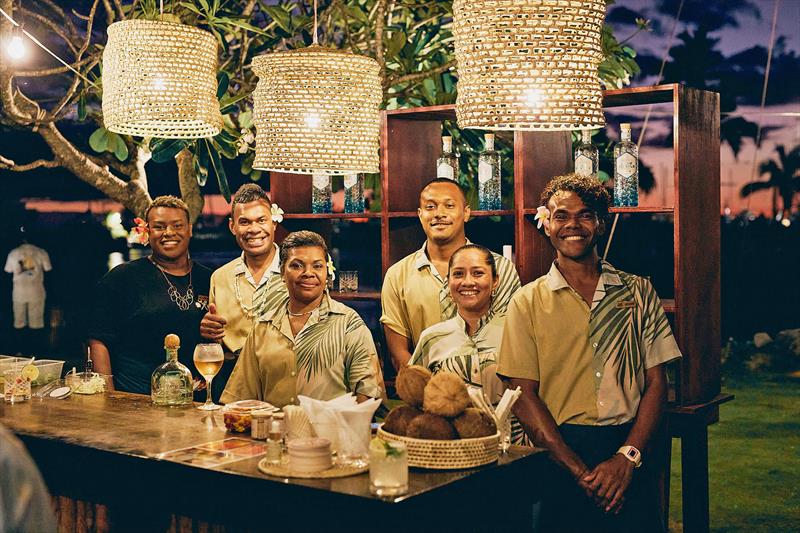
(18, 8), (79, 55)
(13, 56), (96, 78)
(176, 148), (203, 223)
(374, 0), (388, 82)
(0, 155), (59, 171)
(386, 59), (455, 89)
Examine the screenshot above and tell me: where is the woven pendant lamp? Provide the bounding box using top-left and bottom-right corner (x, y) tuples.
(453, 0), (606, 131)
(102, 19), (223, 139)
(251, 45), (381, 174)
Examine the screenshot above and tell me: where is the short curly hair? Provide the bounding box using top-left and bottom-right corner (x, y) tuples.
(145, 195), (190, 223)
(279, 230), (329, 271)
(539, 173), (611, 223)
(231, 183), (272, 217)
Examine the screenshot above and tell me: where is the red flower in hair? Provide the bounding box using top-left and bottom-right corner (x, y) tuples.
(132, 217), (149, 245)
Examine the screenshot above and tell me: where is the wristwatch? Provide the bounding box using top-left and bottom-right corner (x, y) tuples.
(617, 445), (642, 468)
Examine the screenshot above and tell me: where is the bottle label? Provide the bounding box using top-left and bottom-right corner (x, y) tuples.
(437, 162), (454, 180)
(616, 153), (637, 179)
(478, 160), (493, 184)
(312, 174), (329, 189)
(344, 174), (358, 188)
(575, 155), (593, 176)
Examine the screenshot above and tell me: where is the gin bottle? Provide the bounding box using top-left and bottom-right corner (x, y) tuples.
(574, 129), (599, 178)
(614, 123), (639, 207)
(436, 136), (458, 181)
(151, 334), (193, 406)
(343, 173), (364, 213)
(478, 133), (502, 211)
(312, 174), (332, 213)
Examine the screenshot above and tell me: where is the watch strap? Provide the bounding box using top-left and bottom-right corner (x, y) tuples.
(617, 445), (642, 468)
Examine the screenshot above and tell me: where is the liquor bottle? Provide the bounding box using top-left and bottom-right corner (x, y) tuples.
(614, 123), (639, 207)
(436, 136), (458, 181)
(311, 174), (332, 213)
(151, 334), (193, 406)
(574, 129), (599, 178)
(478, 133), (502, 211)
(343, 173), (364, 213)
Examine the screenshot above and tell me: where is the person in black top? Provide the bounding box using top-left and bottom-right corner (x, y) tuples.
(88, 196), (213, 397)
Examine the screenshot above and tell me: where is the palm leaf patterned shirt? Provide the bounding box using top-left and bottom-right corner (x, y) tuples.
(410, 312), (531, 446)
(497, 261), (682, 426)
(380, 240), (521, 347)
(209, 246), (286, 353)
(220, 293), (383, 407)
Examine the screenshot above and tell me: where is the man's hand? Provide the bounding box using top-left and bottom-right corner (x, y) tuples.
(582, 454), (634, 513)
(200, 303), (226, 341)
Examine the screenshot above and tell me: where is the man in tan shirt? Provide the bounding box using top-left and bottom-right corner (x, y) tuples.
(200, 184), (287, 359)
(380, 178), (520, 370)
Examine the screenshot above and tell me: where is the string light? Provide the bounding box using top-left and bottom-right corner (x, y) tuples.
(5, 34), (25, 60)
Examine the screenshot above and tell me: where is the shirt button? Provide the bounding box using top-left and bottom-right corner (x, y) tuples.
(592, 342), (598, 348)
(595, 372), (601, 378)
(291, 371), (296, 377)
(599, 401), (606, 407)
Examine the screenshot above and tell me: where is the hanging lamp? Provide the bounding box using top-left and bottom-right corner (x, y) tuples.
(452, 0), (606, 131)
(102, 17), (222, 139)
(251, 1), (381, 174)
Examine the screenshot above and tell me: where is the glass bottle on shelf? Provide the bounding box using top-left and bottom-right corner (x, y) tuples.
(436, 136), (458, 181)
(574, 129), (599, 178)
(151, 334), (193, 407)
(311, 173), (332, 213)
(478, 133), (502, 211)
(614, 123), (639, 207)
(343, 173), (364, 213)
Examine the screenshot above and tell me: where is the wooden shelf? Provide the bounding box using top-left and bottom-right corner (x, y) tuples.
(385, 104), (456, 121)
(282, 212), (381, 219)
(522, 206), (673, 216)
(329, 290), (381, 301)
(662, 299), (676, 314)
(389, 209), (515, 218)
(602, 84), (677, 108)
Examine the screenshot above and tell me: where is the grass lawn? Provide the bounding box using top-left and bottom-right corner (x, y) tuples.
(668, 373), (800, 532)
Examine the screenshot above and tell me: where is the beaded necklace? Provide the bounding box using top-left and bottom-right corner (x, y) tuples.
(149, 257), (194, 311)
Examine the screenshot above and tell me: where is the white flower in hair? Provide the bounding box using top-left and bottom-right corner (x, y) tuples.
(271, 203), (284, 223)
(327, 254), (336, 282)
(534, 205), (550, 230)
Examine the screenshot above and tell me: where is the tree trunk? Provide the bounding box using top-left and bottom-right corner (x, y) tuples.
(176, 148), (204, 223)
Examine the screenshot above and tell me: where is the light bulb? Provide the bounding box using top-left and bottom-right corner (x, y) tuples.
(524, 87), (544, 109)
(5, 35), (25, 60)
(781, 218), (791, 227)
(304, 113), (321, 129)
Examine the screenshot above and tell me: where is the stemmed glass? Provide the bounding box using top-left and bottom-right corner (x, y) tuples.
(193, 343), (224, 411)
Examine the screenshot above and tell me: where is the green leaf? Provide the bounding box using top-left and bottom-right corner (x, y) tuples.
(238, 110), (253, 129)
(78, 93), (87, 121)
(250, 170), (262, 182)
(150, 139), (190, 163)
(89, 128), (109, 153)
(261, 5), (291, 33)
(216, 71), (229, 100)
(205, 139), (230, 202)
(110, 133), (129, 161)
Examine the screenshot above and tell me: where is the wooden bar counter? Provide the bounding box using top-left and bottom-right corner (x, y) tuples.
(1, 392), (545, 532)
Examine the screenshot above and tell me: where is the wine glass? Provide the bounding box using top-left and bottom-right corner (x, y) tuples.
(193, 343), (224, 411)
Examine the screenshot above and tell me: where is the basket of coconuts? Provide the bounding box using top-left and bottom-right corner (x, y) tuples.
(378, 366), (499, 469)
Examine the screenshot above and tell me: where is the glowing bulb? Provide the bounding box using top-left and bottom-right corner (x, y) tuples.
(781, 218), (791, 227)
(5, 35), (25, 60)
(304, 113), (321, 129)
(524, 88), (544, 108)
(152, 77), (166, 91)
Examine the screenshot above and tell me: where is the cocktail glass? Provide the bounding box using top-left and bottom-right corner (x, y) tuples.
(193, 343), (224, 411)
(369, 439), (408, 496)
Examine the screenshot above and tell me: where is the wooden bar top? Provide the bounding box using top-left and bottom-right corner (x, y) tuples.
(2, 392), (546, 531)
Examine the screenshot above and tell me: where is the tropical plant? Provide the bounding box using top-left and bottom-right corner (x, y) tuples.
(0, 0), (643, 219)
(740, 145), (800, 220)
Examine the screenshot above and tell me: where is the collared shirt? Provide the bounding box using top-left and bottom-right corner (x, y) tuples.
(220, 293), (383, 407)
(380, 240), (521, 347)
(209, 245), (286, 353)
(497, 261), (682, 426)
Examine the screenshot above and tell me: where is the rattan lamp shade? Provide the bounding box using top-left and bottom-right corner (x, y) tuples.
(102, 19), (222, 139)
(453, 0), (606, 131)
(251, 45), (381, 175)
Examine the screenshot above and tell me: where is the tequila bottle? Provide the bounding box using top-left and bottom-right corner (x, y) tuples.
(436, 136), (458, 181)
(614, 123), (639, 207)
(478, 133), (502, 211)
(343, 173), (364, 213)
(311, 174), (332, 213)
(574, 129), (599, 178)
(151, 334), (193, 406)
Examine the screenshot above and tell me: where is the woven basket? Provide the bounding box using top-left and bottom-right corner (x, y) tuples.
(453, 0), (606, 131)
(378, 427), (499, 470)
(251, 45), (381, 175)
(102, 19), (222, 139)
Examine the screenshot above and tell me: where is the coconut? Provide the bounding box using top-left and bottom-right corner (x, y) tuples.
(396, 365), (431, 408)
(406, 413), (457, 440)
(382, 405), (422, 436)
(453, 408), (497, 439)
(423, 372), (471, 418)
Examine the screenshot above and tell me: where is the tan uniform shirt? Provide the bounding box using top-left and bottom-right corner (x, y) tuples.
(497, 261), (682, 426)
(380, 241), (521, 347)
(209, 247), (285, 353)
(221, 293), (384, 407)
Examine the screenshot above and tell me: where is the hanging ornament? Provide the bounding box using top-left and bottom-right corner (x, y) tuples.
(251, 0), (381, 174)
(453, 0), (606, 131)
(102, 18), (222, 139)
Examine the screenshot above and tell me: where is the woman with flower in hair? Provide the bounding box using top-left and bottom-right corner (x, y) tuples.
(221, 231), (383, 406)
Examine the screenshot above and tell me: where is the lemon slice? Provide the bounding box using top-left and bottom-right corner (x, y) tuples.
(369, 437), (387, 456)
(21, 364), (39, 381)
